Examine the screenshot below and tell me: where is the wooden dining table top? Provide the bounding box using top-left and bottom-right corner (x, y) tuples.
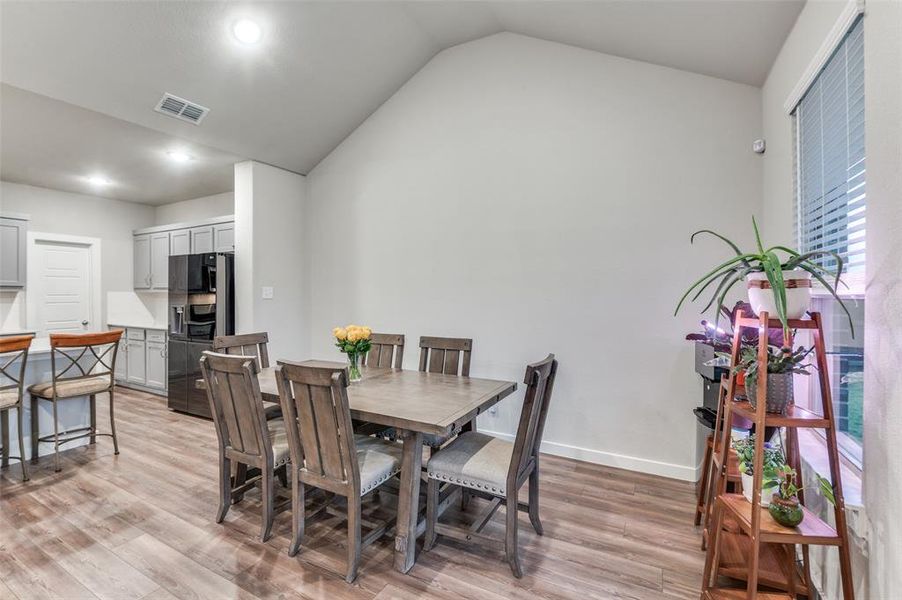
(251, 361), (518, 436)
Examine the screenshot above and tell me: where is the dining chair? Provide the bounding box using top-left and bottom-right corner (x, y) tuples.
(423, 353), (558, 578)
(0, 335), (34, 481)
(419, 336), (471, 376)
(275, 360), (402, 582)
(28, 330), (123, 473)
(199, 351), (291, 542)
(362, 333), (405, 369)
(213, 332), (270, 369)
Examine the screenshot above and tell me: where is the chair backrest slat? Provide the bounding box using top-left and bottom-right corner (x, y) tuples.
(200, 351), (271, 466)
(275, 361), (360, 495)
(213, 332), (270, 370)
(508, 354), (558, 483)
(418, 336), (472, 377)
(362, 333), (404, 369)
(0, 335), (33, 396)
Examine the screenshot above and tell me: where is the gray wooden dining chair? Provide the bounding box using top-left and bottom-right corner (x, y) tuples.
(199, 351), (291, 542)
(0, 334), (34, 481)
(419, 336), (471, 376)
(28, 330), (123, 473)
(275, 360), (402, 582)
(213, 332), (270, 369)
(424, 353), (558, 578)
(361, 333), (405, 369)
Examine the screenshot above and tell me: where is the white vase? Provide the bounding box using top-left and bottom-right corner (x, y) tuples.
(746, 269), (812, 321)
(741, 472), (772, 507)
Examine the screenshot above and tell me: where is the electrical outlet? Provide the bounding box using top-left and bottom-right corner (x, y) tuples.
(261, 286), (274, 299)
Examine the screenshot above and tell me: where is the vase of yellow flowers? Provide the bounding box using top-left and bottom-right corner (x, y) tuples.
(333, 325), (372, 383)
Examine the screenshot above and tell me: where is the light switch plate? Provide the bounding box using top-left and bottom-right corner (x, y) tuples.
(262, 286), (274, 299)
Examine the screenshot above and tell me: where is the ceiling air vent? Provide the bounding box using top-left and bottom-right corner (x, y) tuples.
(154, 93), (209, 125)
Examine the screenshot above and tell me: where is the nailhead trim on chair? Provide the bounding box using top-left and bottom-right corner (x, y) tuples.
(426, 471), (506, 495)
(361, 466), (402, 495)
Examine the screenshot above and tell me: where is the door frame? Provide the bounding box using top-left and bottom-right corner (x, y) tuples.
(26, 231), (102, 336)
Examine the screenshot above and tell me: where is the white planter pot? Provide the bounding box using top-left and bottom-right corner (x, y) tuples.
(741, 472), (772, 507)
(746, 270), (812, 320)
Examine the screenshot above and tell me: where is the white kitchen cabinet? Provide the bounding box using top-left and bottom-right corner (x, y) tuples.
(0, 215), (28, 287)
(133, 234), (151, 289)
(170, 229), (190, 255)
(150, 232), (170, 290)
(126, 339), (146, 385)
(145, 338), (167, 389)
(213, 222), (235, 252)
(190, 226), (214, 253)
(114, 336), (128, 382)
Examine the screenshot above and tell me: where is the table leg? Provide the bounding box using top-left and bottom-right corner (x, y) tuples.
(394, 429), (423, 573)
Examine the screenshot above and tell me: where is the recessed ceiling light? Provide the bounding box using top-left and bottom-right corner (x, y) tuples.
(167, 150), (194, 163)
(232, 19), (262, 45)
(86, 175), (111, 186)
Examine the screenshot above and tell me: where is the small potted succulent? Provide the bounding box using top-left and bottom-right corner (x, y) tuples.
(764, 464), (835, 528)
(735, 344), (814, 414)
(733, 436), (784, 507)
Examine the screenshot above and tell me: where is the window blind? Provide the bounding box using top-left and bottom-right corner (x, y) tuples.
(795, 17), (865, 277)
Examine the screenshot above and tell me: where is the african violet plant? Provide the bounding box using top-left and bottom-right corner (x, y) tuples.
(674, 217), (854, 337)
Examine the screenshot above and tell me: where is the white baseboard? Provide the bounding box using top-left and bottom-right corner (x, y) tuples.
(481, 429), (700, 482)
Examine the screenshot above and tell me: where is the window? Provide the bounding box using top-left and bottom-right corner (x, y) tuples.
(793, 16), (865, 466)
(795, 16), (865, 278)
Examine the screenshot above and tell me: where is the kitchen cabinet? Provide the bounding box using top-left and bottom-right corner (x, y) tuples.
(114, 336), (128, 381)
(190, 226), (214, 253)
(213, 222), (235, 252)
(150, 232), (169, 290)
(133, 234), (151, 289)
(0, 215), (28, 287)
(112, 326), (167, 393)
(146, 339), (167, 389)
(170, 230), (190, 255)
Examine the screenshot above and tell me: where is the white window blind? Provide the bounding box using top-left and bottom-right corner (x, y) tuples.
(795, 16), (865, 279)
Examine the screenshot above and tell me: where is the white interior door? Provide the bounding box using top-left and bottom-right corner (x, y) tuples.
(31, 239), (92, 337)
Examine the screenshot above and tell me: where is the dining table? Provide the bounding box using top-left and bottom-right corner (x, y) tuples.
(199, 359), (517, 573)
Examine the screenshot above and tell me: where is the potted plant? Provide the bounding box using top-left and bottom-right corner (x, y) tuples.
(734, 344), (814, 414)
(332, 324), (372, 383)
(674, 217), (853, 338)
(733, 436), (783, 507)
(764, 464), (835, 527)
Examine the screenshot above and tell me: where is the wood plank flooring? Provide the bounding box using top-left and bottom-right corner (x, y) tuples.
(0, 387), (705, 599)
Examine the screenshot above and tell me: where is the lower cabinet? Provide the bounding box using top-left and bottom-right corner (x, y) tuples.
(112, 326), (167, 393)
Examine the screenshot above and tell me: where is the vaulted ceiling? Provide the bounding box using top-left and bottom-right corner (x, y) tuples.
(0, 1), (804, 203)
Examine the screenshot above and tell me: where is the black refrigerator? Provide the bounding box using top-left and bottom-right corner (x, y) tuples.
(168, 253), (234, 418)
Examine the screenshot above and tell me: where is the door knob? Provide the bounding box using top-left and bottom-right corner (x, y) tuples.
(82, 320), (89, 326)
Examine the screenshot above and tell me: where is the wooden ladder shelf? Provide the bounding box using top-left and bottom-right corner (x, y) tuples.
(700, 310), (855, 600)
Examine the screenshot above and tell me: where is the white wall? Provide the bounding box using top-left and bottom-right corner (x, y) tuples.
(305, 33), (762, 480)
(234, 161), (307, 362)
(760, 0), (848, 244)
(154, 191), (234, 225)
(0, 180), (154, 331)
(862, 1), (902, 597)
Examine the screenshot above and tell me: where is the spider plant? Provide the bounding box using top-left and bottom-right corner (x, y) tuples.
(674, 217), (853, 336)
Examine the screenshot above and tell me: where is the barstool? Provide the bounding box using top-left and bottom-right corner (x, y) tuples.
(0, 334), (34, 481)
(28, 330), (123, 472)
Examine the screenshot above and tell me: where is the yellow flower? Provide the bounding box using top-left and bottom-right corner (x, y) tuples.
(333, 327), (347, 340)
(361, 326), (372, 339)
(347, 329), (360, 342)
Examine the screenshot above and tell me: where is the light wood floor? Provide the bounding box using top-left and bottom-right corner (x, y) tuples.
(0, 387), (705, 600)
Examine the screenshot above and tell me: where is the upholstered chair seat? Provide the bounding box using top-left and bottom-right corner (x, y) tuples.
(354, 435), (403, 495)
(267, 418), (291, 468)
(28, 375), (111, 399)
(426, 431), (513, 495)
(0, 388), (20, 410)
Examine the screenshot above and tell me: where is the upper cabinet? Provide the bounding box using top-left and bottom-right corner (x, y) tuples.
(213, 223), (235, 252)
(133, 216), (234, 291)
(190, 226), (214, 254)
(0, 215), (28, 287)
(170, 230), (190, 255)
